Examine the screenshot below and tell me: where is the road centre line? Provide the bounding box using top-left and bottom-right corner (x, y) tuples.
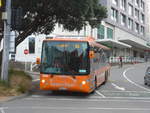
(95, 91), (106, 98)
(123, 67), (150, 92)
(2, 106), (150, 111)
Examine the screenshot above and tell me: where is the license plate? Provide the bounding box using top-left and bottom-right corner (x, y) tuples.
(59, 87), (67, 90)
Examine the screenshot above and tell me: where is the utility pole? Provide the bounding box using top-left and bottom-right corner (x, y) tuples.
(1, 0), (11, 81)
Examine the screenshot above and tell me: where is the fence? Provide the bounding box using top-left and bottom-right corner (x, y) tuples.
(109, 57), (145, 64)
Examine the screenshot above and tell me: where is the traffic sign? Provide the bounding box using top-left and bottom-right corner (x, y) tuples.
(24, 49), (29, 54)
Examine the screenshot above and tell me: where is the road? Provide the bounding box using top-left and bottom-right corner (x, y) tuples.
(1, 63), (150, 113)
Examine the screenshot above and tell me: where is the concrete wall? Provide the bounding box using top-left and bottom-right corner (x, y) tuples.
(15, 34), (46, 62)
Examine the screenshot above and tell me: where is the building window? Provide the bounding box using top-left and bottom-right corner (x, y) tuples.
(141, 0), (145, 11)
(135, 9), (139, 20)
(129, 0), (134, 3)
(97, 25), (105, 39)
(135, 0), (139, 6)
(141, 26), (144, 35)
(111, 8), (118, 22)
(128, 4), (133, 16)
(107, 28), (113, 39)
(141, 13), (144, 24)
(112, 0), (118, 6)
(29, 37), (35, 54)
(121, 0), (126, 10)
(128, 18), (133, 30)
(121, 13), (126, 26)
(135, 23), (139, 33)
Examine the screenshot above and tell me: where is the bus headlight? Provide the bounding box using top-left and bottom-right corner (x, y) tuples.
(41, 79), (46, 83)
(82, 81), (86, 85)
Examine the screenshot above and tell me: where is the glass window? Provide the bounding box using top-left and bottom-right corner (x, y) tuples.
(121, 13), (126, 26)
(141, 26), (144, 35)
(135, 23), (139, 33)
(141, 0), (145, 11)
(111, 8), (118, 22)
(135, 9), (139, 20)
(112, 0), (118, 6)
(128, 18), (133, 30)
(29, 37), (35, 54)
(41, 41), (89, 75)
(107, 28), (113, 39)
(129, 4), (133, 16)
(141, 13), (144, 24)
(135, 0), (139, 6)
(121, 0), (126, 10)
(97, 25), (105, 39)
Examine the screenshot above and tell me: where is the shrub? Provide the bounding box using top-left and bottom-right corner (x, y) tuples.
(9, 69), (32, 93)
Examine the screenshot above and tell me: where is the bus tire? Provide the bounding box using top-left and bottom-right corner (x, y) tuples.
(91, 77), (97, 94)
(104, 71), (108, 84)
(95, 77), (98, 89)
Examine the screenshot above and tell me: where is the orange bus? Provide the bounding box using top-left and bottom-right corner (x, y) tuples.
(38, 36), (111, 93)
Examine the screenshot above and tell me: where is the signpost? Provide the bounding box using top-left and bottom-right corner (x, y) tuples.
(24, 49), (29, 71)
(1, 0), (11, 81)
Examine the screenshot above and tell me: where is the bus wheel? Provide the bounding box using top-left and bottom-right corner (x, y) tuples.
(91, 78), (97, 94)
(95, 77), (98, 89)
(104, 71), (108, 84)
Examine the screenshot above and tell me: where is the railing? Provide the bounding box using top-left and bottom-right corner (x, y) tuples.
(109, 57), (145, 64)
(30, 62), (40, 72)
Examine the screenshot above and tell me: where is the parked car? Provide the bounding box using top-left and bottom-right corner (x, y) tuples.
(144, 67), (150, 86)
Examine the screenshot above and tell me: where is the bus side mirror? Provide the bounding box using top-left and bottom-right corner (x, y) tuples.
(89, 51), (95, 59)
(36, 58), (41, 64)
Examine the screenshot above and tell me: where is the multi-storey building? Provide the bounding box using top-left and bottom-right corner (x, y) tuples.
(98, 0), (150, 59)
(146, 0), (150, 39)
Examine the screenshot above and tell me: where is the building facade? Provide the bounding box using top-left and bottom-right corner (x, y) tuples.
(98, 0), (150, 60)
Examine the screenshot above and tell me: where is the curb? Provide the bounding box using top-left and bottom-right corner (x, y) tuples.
(0, 92), (30, 104)
(0, 80), (39, 104)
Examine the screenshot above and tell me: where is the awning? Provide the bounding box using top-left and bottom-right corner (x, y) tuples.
(119, 38), (150, 50)
(96, 39), (132, 48)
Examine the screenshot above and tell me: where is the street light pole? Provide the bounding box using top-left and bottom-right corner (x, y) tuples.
(1, 0), (11, 81)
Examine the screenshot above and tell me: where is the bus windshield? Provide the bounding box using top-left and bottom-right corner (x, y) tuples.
(40, 41), (90, 75)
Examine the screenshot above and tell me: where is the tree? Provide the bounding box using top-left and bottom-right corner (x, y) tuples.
(12, 0), (107, 47)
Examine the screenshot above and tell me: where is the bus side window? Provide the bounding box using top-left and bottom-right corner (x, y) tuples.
(100, 49), (107, 65)
(104, 50), (110, 63)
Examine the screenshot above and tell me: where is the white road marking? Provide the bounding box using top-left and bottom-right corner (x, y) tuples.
(32, 79), (40, 82)
(95, 91), (106, 98)
(101, 90), (150, 93)
(2, 106), (150, 111)
(123, 67), (150, 92)
(25, 97), (150, 102)
(111, 83), (125, 91)
(0, 108), (5, 113)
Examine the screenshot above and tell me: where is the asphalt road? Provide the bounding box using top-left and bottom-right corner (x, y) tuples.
(1, 63), (150, 113)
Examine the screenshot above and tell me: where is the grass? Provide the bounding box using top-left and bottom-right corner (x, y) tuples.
(0, 69), (32, 96)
